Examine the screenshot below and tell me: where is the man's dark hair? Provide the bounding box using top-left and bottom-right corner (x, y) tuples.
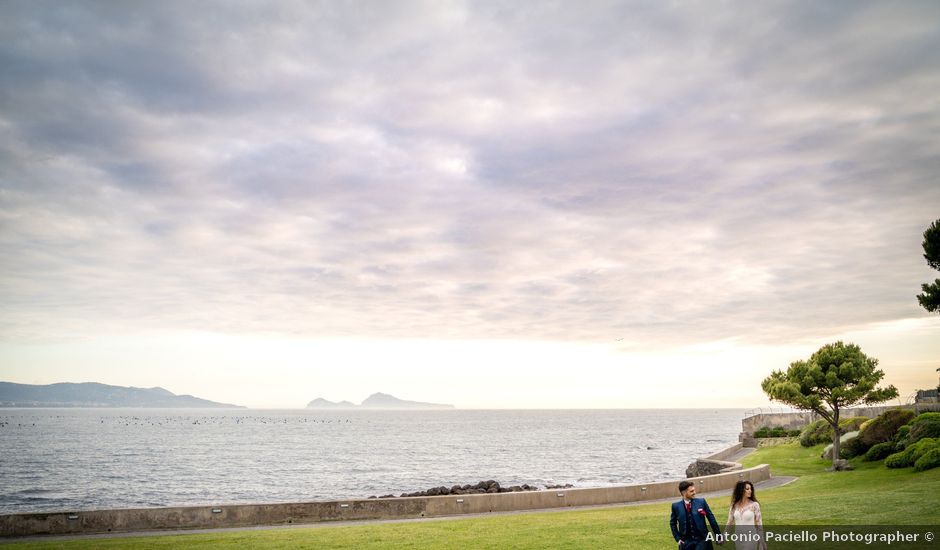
(678, 481), (694, 493)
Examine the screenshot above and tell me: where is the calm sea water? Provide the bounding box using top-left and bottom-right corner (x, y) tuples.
(0, 408), (744, 515)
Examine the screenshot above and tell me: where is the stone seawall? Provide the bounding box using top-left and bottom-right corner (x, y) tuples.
(685, 443), (745, 477)
(0, 462), (771, 537)
(705, 443), (744, 462)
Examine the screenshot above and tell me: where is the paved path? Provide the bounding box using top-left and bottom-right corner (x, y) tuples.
(726, 446), (757, 462)
(0, 476), (798, 544)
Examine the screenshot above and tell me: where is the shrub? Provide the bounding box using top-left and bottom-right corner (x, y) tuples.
(895, 425), (911, 447)
(885, 438), (940, 469)
(858, 409), (916, 448)
(754, 425), (798, 439)
(911, 438), (939, 461)
(913, 447), (940, 472)
(842, 435), (869, 458)
(900, 413), (940, 447)
(885, 449), (911, 468)
(800, 420), (828, 447)
(800, 417), (869, 447)
(840, 416), (869, 432)
(864, 441), (896, 462)
(787, 429), (802, 437)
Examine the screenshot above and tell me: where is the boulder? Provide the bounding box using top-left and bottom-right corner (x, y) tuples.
(830, 459), (854, 471)
(822, 430), (861, 460)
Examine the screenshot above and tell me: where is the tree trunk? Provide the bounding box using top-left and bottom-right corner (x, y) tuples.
(831, 408), (841, 470)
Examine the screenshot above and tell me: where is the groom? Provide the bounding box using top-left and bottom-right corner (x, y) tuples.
(670, 480), (723, 549)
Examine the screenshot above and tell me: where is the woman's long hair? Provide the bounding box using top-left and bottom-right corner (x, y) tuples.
(730, 480), (758, 508)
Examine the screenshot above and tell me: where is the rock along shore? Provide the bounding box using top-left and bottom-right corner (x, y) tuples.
(369, 480), (574, 499)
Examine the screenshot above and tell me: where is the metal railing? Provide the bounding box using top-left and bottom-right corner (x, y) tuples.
(742, 406), (804, 418)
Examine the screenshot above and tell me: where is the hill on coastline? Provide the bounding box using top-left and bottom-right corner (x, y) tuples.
(0, 381), (245, 408)
(307, 392), (454, 410)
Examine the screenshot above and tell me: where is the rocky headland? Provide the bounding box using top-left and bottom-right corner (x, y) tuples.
(0, 381), (244, 408)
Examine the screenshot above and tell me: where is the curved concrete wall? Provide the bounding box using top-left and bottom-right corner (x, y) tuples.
(704, 443), (743, 462)
(0, 463), (771, 537)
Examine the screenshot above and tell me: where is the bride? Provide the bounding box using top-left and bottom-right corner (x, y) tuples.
(724, 480), (766, 550)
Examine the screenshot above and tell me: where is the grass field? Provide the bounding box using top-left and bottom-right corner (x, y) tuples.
(5, 443), (939, 549)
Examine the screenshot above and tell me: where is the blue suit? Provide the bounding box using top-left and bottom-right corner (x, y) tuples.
(670, 497), (721, 549)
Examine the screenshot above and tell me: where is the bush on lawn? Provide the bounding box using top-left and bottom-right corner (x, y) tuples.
(754, 426), (797, 439)
(913, 447), (940, 472)
(898, 413), (940, 449)
(895, 425), (911, 446)
(800, 417), (869, 448)
(885, 438), (940, 469)
(842, 435), (869, 458)
(863, 441), (897, 462)
(841, 416), (869, 432)
(858, 409), (916, 448)
(800, 420), (828, 447)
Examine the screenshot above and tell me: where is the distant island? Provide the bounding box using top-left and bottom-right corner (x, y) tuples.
(0, 382), (245, 408)
(307, 392), (454, 410)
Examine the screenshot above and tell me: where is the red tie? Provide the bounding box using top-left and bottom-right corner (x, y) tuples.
(685, 501), (691, 514)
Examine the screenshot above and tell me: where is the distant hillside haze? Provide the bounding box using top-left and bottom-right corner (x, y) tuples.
(307, 392), (454, 409)
(361, 392), (454, 409)
(0, 382), (244, 408)
(305, 398), (358, 409)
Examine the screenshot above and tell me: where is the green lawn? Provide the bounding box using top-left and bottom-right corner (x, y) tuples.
(6, 443), (940, 549)
(738, 443), (940, 524)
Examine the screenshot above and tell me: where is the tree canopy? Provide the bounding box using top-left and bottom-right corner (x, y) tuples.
(917, 218), (940, 313)
(762, 342), (898, 469)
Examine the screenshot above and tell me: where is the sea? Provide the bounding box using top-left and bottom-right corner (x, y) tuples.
(0, 408), (745, 515)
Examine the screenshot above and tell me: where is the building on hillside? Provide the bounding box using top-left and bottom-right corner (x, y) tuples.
(916, 389), (938, 404)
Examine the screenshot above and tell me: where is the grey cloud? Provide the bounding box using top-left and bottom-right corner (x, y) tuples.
(1, 0), (938, 346)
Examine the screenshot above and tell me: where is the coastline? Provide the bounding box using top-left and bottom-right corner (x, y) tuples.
(1, 408), (745, 515)
(0, 442), (770, 538)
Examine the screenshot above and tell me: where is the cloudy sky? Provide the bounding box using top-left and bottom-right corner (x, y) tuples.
(1, 1), (938, 408)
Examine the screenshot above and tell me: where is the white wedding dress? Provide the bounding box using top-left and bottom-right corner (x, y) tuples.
(726, 502), (765, 550)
